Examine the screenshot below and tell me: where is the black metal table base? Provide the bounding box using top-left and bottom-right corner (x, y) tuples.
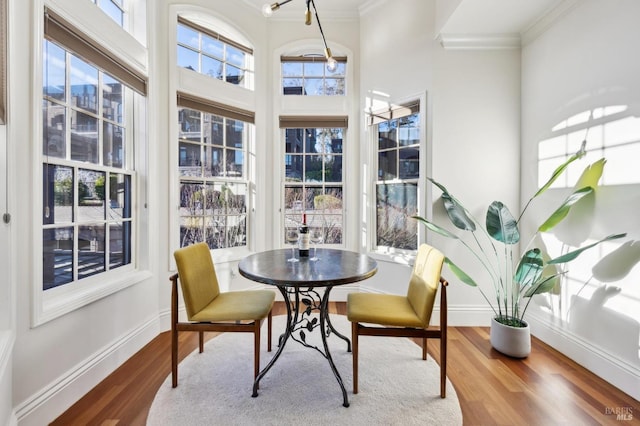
(251, 286), (351, 407)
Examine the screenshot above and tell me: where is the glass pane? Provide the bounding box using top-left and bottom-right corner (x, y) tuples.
(102, 74), (123, 123)
(202, 55), (223, 80)
(376, 183), (417, 250)
(304, 78), (323, 96)
(226, 64), (244, 85)
(285, 129), (304, 153)
(78, 224), (106, 279)
(103, 122), (124, 168)
(180, 182), (205, 215)
(177, 24), (199, 49)
(207, 114), (224, 146)
(225, 119), (244, 148)
(202, 34), (223, 58)
(282, 62), (303, 77)
(177, 46), (199, 72)
(379, 120), (398, 149)
(78, 169), (106, 222)
(304, 155), (322, 182)
(43, 164), (73, 225)
(378, 150), (397, 180)
(398, 147), (419, 179)
(226, 45), (245, 68)
(43, 40), (66, 101)
(108, 173), (130, 219)
(399, 113), (420, 146)
(285, 154), (303, 182)
(70, 54), (98, 114)
(225, 149), (243, 178)
(43, 100), (66, 158)
(284, 186), (304, 218)
(324, 154), (342, 182)
(324, 78), (345, 96)
(179, 142), (202, 177)
(70, 111), (99, 163)
(109, 221), (131, 269)
(283, 78), (304, 95)
(304, 62), (324, 77)
(100, 0), (123, 26)
(179, 108), (202, 140)
(43, 227), (74, 290)
(180, 216), (203, 248)
(203, 146), (223, 177)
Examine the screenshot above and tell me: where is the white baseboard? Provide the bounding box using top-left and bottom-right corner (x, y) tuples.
(527, 312), (640, 401)
(14, 316), (161, 426)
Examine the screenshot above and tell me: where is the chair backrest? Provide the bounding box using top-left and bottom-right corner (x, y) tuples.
(407, 244), (445, 328)
(173, 242), (220, 320)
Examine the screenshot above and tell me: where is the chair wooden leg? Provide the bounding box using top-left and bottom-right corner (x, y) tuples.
(422, 337), (427, 360)
(171, 327), (178, 388)
(440, 331), (446, 398)
(254, 320), (261, 380)
(199, 331), (204, 353)
(267, 310), (273, 352)
(352, 322), (359, 394)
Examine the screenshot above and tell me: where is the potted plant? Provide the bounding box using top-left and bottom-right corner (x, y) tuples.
(413, 142), (627, 357)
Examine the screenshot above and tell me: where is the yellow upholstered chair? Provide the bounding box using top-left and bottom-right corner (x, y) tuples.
(170, 242), (275, 388)
(347, 243), (449, 398)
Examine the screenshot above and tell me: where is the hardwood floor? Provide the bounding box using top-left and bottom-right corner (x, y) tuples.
(51, 302), (638, 425)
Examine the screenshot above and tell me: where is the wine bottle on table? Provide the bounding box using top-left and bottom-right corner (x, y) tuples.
(298, 213), (309, 257)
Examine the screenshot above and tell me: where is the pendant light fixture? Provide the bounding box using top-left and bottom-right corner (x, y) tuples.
(262, 0), (338, 72)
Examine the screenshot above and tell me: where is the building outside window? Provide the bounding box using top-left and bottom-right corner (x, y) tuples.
(177, 17), (254, 90)
(177, 96), (253, 249)
(281, 55), (346, 96)
(282, 118), (346, 245)
(42, 38), (135, 290)
(374, 102), (420, 251)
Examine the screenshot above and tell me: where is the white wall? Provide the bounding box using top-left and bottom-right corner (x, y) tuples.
(521, 0), (640, 399)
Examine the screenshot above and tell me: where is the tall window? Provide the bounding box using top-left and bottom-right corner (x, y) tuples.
(281, 56), (346, 96)
(374, 102), (420, 250)
(282, 117), (347, 245)
(177, 94), (253, 249)
(42, 40), (136, 290)
(89, 0), (124, 27)
(177, 17), (254, 90)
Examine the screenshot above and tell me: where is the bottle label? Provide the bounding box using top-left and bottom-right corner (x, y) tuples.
(299, 233), (309, 256)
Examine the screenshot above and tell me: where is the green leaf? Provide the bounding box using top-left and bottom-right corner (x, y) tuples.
(573, 158), (606, 190)
(548, 233), (628, 264)
(444, 257), (477, 287)
(538, 186), (594, 232)
(442, 193), (476, 231)
(514, 249), (544, 288)
(534, 141), (586, 198)
(486, 201), (520, 244)
(412, 216), (460, 239)
(524, 274), (563, 297)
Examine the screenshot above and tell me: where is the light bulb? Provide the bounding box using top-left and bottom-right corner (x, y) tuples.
(326, 57), (337, 72)
(262, 3), (275, 17)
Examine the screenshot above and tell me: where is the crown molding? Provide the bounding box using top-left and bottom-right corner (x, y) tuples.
(521, 0), (580, 46)
(436, 33), (521, 50)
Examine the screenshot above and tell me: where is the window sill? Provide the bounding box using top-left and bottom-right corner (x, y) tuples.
(33, 270), (152, 327)
(368, 248), (416, 266)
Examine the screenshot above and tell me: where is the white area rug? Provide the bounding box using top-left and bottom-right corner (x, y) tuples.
(148, 315), (462, 425)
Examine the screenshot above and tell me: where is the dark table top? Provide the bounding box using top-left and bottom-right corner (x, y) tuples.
(238, 248), (378, 288)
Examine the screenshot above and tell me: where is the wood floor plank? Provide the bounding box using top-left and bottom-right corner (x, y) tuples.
(51, 302), (639, 425)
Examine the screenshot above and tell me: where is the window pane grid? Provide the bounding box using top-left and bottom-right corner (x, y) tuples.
(178, 108), (251, 249)
(42, 39), (133, 290)
(177, 22), (254, 90)
(375, 111), (421, 251)
(281, 58), (346, 96)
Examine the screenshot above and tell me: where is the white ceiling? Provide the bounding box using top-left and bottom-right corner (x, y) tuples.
(242, 0), (567, 36)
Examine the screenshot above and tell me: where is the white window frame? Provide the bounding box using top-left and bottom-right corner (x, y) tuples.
(33, 4), (149, 326)
(368, 94), (428, 257)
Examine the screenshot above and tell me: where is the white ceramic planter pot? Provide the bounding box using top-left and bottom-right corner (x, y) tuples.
(490, 317), (531, 358)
